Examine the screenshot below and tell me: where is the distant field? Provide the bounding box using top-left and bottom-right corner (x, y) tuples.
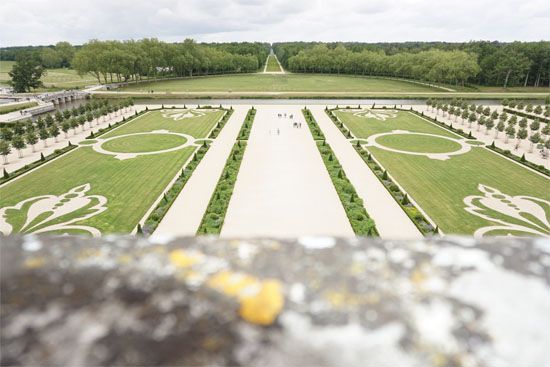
(265, 55), (282, 72)
(118, 74), (443, 93)
(0, 60), (97, 90)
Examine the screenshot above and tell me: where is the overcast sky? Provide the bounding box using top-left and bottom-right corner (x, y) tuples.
(1, 0), (548, 47)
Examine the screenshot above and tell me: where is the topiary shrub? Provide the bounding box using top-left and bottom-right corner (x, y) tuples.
(401, 194), (410, 205)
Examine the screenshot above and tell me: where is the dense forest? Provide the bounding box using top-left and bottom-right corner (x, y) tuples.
(2, 40), (549, 88)
(273, 42), (550, 88)
(1, 40), (270, 84)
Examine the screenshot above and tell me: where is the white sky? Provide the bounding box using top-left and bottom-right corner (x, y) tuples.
(1, 0), (549, 47)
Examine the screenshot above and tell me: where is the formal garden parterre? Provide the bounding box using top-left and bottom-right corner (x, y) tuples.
(330, 107), (550, 237)
(0, 107), (228, 236)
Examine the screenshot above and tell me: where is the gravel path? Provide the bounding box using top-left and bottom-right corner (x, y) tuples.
(153, 106), (248, 236)
(221, 105), (353, 238)
(310, 105), (423, 239)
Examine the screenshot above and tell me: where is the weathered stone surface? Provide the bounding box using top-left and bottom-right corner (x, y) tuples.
(1, 235), (549, 366)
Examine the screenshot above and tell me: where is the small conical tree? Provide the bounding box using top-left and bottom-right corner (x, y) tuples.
(434, 226), (439, 234)
(520, 153), (526, 162)
(338, 170), (343, 179)
(468, 131), (472, 138)
(491, 141), (495, 148)
(401, 194), (410, 205)
(40, 152), (45, 161)
(382, 170), (388, 180)
(136, 223), (143, 235)
(356, 140), (360, 147)
(328, 154), (333, 161)
(3, 168), (8, 179)
(350, 194), (355, 203)
(367, 153), (372, 162)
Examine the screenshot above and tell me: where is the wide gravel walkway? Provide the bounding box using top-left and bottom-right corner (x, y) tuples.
(310, 105), (423, 239)
(221, 105), (353, 238)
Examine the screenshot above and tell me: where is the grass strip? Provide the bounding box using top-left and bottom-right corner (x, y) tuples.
(487, 143), (549, 177)
(303, 108), (378, 236)
(196, 109), (256, 234)
(0, 101), (39, 115)
(1, 143), (77, 185)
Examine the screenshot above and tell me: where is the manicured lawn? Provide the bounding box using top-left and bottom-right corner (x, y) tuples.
(0, 147), (194, 234)
(119, 74), (443, 93)
(0, 60), (97, 90)
(102, 134), (187, 153)
(103, 109), (225, 139)
(335, 109), (550, 235)
(265, 55), (282, 72)
(0, 109), (226, 235)
(375, 134), (462, 153)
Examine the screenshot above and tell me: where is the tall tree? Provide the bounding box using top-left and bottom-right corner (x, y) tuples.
(8, 52), (45, 92)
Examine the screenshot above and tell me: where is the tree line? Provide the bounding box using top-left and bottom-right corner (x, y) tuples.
(273, 42), (550, 88)
(0, 99), (134, 164)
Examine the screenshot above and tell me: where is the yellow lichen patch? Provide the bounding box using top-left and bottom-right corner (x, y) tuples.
(118, 254), (132, 265)
(24, 257), (45, 269)
(208, 271), (258, 297)
(239, 280), (284, 326)
(411, 267), (427, 288)
(169, 249), (201, 268)
(76, 248), (101, 261)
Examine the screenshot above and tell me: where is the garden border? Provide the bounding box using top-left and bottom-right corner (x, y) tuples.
(139, 108), (234, 235)
(304, 108), (379, 237)
(196, 108), (255, 235)
(325, 107), (440, 236)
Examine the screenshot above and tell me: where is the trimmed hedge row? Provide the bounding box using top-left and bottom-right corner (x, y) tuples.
(209, 107), (234, 139)
(325, 107), (354, 138)
(353, 143), (438, 236)
(303, 108), (325, 140)
(303, 108), (378, 237)
(503, 108), (550, 124)
(142, 142), (212, 234)
(487, 144), (550, 177)
(237, 108), (256, 140)
(1, 143), (77, 185)
(196, 108), (256, 234)
(196, 141), (247, 234)
(141, 107), (234, 234)
(325, 108), (439, 236)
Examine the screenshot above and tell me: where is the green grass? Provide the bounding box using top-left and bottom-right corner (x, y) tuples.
(0, 60), (97, 90)
(375, 134), (462, 153)
(336, 109), (550, 235)
(0, 101), (38, 114)
(119, 74), (442, 93)
(103, 109), (225, 138)
(101, 134), (187, 153)
(0, 147), (194, 234)
(265, 55), (282, 72)
(0, 109), (226, 235)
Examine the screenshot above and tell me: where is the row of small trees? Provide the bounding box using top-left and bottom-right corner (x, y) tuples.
(426, 99), (550, 154)
(0, 98), (134, 163)
(501, 99), (550, 117)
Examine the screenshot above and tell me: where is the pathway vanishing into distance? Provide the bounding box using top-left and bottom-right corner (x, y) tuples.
(154, 106), (248, 236)
(221, 105), (353, 238)
(310, 105), (423, 239)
